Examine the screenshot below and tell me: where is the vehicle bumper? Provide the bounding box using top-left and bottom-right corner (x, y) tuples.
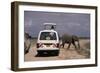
(37, 49), (59, 55)
(37, 48), (59, 51)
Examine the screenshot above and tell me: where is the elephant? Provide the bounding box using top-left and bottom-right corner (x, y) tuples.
(24, 32), (31, 54)
(60, 34), (80, 50)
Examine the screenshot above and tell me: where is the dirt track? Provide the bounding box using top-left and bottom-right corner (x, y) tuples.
(24, 39), (90, 61)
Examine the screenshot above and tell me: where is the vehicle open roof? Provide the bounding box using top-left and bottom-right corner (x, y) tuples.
(43, 23), (56, 26)
(43, 23), (56, 30)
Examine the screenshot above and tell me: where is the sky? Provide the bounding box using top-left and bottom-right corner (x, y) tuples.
(24, 11), (90, 37)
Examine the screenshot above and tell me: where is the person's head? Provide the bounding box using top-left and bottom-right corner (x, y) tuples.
(51, 25), (54, 29)
(50, 32), (54, 36)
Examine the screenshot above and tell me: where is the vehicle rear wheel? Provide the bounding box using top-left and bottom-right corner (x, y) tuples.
(38, 51), (43, 55)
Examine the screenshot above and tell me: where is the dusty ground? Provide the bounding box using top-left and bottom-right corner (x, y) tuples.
(24, 39), (90, 61)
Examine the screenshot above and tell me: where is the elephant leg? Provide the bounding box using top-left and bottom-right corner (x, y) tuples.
(72, 41), (77, 50)
(27, 43), (31, 52)
(62, 43), (65, 48)
(67, 43), (71, 50)
(78, 41), (80, 49)
(60, 44), (64, 48)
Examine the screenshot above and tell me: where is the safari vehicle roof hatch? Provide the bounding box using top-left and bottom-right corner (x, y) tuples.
(43, 23), (56, 30)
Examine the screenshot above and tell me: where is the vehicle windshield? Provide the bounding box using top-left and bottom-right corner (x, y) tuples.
(40, 32), (57, 40)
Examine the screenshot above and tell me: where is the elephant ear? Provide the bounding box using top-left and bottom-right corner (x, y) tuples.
(72, 35), (79, 41)
(25, 32), (29, 39)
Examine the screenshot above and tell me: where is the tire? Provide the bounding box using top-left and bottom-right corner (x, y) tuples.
(52, 50), (59, 56)
(37, 51), (44, 56)
(56, 50), (59, 56)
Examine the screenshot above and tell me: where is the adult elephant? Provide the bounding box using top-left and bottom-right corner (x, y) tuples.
(24, 32), (31, 54)
(60, 34), (80, 50)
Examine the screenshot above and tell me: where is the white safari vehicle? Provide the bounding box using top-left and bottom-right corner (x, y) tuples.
(37, 23), (60, 56)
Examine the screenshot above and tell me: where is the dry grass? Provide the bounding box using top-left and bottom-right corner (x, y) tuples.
(76, 40), (90, 58)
